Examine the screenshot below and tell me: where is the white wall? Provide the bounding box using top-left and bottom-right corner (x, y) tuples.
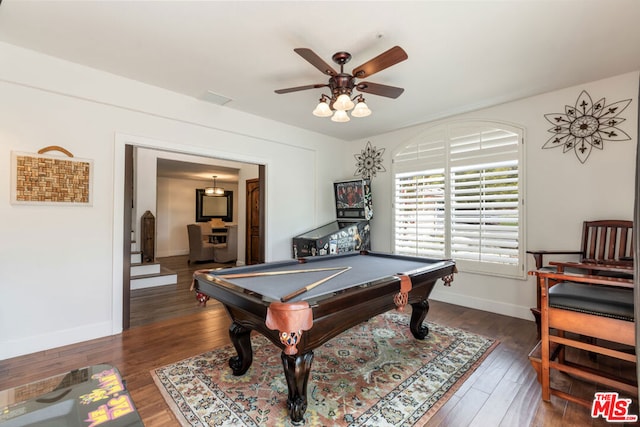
(0, 42), (344, 360)
(349, 71), (638, 320)
(156, 177), (241, 258)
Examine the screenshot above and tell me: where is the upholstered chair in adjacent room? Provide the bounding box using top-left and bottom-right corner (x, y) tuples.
(187, 224), (216, 264)
(212, 225), (238, 264)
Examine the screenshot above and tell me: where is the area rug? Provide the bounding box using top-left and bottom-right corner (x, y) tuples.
(151, 312), (498, 426)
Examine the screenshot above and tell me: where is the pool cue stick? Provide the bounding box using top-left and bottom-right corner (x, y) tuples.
(218, 266), (348, 279)
(280, 266), (352, 303)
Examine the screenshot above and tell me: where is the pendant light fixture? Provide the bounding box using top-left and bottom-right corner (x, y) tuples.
(205, 175), (225, 196)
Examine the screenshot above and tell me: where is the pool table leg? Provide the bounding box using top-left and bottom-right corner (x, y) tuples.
(409, 300), (430, 339)
(228, 322), (253, 375)
(281, 350), (314, 424)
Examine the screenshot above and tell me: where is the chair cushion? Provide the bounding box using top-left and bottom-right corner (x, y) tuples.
(549, 282), (634, 321)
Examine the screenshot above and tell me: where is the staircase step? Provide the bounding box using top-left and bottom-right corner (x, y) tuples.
(131, 262), (161, 277)
(131, 251), (142, 264)
(131, 267), (177, 290)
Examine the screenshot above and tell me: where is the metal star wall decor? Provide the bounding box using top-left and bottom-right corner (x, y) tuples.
(354, 141), (385, 179)
(543, 90), (631, 163)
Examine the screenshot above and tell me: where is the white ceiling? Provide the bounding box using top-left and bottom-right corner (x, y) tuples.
(1, 0), (639, 144)
(157, 158), (240, 183)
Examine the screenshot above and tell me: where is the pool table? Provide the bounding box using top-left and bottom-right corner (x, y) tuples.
(193, 250), (456, 423)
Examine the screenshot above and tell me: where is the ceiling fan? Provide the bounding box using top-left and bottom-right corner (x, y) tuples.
(275, 46), (408, 122)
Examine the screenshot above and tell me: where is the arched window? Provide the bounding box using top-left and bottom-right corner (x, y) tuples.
(393, 120), (525, 278)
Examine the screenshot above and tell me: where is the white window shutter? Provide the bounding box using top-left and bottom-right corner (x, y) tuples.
(393, 121), (524, 278)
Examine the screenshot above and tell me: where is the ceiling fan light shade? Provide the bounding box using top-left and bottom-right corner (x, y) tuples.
(312, 101), (332, 117)
(333, 93), (355, 111)
(351, 100), (371, 118)
(331, 110), (350, 122)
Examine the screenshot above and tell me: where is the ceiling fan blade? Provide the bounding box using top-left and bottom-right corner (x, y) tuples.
(274, 83), (327, 94)
(356, 82), (405, 99)
(294, 48), (338, 76)
(352, 46), (408, 79)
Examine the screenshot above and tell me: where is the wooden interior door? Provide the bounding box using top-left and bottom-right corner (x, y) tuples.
(246, 168), (265, 264)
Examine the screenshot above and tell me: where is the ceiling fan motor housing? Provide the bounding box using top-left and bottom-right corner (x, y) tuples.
(329, 52), (356, 101)
(330, 74), (356, 97)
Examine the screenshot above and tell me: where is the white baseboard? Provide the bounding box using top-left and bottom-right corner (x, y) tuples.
(1, 321), (114, 360)
(430, 288), (535, 322)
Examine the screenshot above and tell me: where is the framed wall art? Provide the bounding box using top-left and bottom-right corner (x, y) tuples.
(11, 146), (93, 206)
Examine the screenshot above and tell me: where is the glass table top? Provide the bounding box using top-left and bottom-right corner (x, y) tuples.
(0, 364), (144, 427)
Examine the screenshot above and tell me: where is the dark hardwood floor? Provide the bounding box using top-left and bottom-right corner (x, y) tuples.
(129, 255), (235, 328)
(0, 255), (637, 426)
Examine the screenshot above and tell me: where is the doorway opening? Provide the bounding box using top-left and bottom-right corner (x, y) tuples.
(116, 136), (265, 330)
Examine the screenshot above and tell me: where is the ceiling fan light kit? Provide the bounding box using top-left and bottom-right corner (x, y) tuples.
(275, 46), (407, 123)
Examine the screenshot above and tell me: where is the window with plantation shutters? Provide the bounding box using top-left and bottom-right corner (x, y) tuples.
(393, 121), (524, 278)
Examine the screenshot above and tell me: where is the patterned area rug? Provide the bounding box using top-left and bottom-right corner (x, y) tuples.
(152, 312), (498, 426)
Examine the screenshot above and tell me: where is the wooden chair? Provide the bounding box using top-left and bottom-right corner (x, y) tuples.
(528, 220), (633, 334)
(529, 269), (636, 407)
